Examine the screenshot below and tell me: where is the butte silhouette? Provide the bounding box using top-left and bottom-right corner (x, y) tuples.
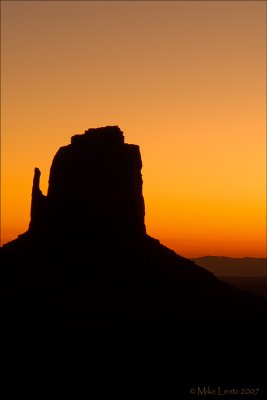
(0, 126), (266, 332)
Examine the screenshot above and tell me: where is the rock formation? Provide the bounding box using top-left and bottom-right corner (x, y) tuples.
(29, 167), (47, 233)
(0, 126), (266, 333)
(2, 126), (266, 395)
(29, 126), (145, 243)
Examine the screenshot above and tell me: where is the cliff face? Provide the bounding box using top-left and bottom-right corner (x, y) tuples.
(29, 126), (146, 242)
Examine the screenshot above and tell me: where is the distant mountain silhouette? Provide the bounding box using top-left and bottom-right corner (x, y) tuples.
(191, 256), (267, 298)
(190, 256), (267, 277)
(0, 126), (266, 333)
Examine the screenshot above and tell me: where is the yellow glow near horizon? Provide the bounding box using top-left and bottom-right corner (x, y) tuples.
(1, 1), (266, 257)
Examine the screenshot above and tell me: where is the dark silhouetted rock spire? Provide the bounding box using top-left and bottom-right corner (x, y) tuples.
(29, 167), (47, 233)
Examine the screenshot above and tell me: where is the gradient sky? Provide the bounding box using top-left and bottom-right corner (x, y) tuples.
(1, 1), (266, 257)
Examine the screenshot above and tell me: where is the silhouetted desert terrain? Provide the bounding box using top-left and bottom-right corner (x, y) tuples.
(1, 126), (265, 332)
(1, 127), (266, 393)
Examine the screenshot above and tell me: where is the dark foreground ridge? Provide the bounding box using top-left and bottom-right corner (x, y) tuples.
(0, 126), (266, 334)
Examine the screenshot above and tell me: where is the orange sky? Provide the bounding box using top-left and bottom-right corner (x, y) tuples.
(1, 1), (266, 257)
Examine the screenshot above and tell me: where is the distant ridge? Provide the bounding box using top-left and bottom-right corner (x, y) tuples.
(191, 256), (267, 277)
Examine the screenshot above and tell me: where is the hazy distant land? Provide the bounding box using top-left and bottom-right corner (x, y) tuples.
(191, 256), (267, 297)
